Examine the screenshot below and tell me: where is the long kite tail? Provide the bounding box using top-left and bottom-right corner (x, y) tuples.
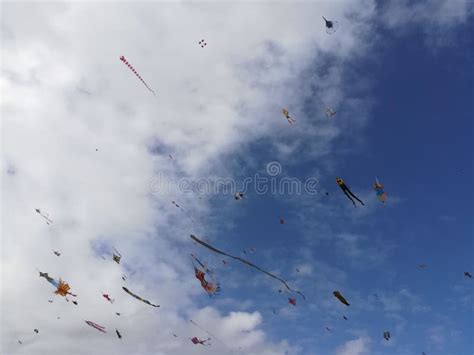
(119, 56), (156, 95)
(190, 234), (294, 293)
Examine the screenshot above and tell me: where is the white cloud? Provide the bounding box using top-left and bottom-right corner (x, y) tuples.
(334, 336), (370, 355)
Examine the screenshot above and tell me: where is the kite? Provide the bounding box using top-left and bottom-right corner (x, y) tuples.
(343, 315), (348, 320)
(325, 327), (332, 332)
(191, 337), (211, 346)
(122, 286), (159, 307)
(191, 254), (221, 297)
(279, 217), (286, 224)
(48, 300), (53, 303)
(112, 248), (122, 264)
(288, 298), (296, 306)
(464, 272), (472, 278)
(85, 321), (107, 333)
(282, 108), (296, 125)
(373, 177), (387, 203)
(234, 192), (244, 200)
(383, 331), (391, 341)
(190, 234), (304, 297)
(323, 16), (338, 34)
(116, 329), (122, 339)
(171, 200), (195, 223)
(418, 264), (428, 269)
(116, 312), (121, 316)
(296, 268), (300, 273)
(189, 319), (226, 347)
(17, 339), (23, 344)
(35, 208), (52, 225)
(242, 247), (256, 255)
(119, 56), (156, 96)
(122, 274), (127, 281)
(198, 39), (207, 48)
(39, 272), (76, 297)
(72, 300), (78, 305)
(336, 177), (365, 207)
(52, 250), (61, 257)
(102, 293), (115, 303)
(333, 291), (350, 306)
(325, 106), (336, 118)
(34, 329), (39, 333)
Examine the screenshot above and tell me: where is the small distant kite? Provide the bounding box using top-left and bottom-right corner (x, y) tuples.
(418, 264), (428, 269)
(48, 300), (53, 303)
(325, 327), (332, 332)
(17, 339), (22, 344)
(288, 298), (296, 306)
(325, 106), (336, 118)
(85, 321), (106, 333)
(122, 287), (160, 307)
(282, 108), (296, 125)
(112, 248), (122, 264)
(373, 177), (387, 203)
(36, 208), (52, 225)
(119, 56), (156, 96)
(464, 272), (472, 278)
(343, 315), (348, 320)
(52, 250), (61, 257)
(34, 329), (39, 334)
(102, 293), (115, 303)
(333, 291), (350, 306)
(295, 268), (300, 273)
(191, 254), (221, 297)
(115, 312), (121, 316)
(39, 272), (76, 297)
(336, 177), (365, 207)
(242, 247), (256, 255)
(72, 300), (78, 305)
(171, 200), (195, 223)
(383, 331), (391, 341)
(279, 217), (286, 224)
(234, 192), (244, 200)
(198, 39), (207, 48)
(191, 336), (211, 346)
(190, 235), (301, 295)
(122, 274), (127, 281)
(116, 329), (122, 339)
(323, 16), (338, 34)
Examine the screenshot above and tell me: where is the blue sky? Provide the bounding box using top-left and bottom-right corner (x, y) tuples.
(1, 1), (473, 355)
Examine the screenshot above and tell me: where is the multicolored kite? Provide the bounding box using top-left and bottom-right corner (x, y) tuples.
(39, 272), (76, 297)
(122, 287), (159, 307)
(282, 108), (296, 125)
(373, 177), (387, 203)
(191, 254), (221, 297)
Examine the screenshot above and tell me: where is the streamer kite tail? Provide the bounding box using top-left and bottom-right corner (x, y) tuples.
(190, 235), (305, 298)
(119, 56), (156, 96)
(122, 286), (160, 307)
